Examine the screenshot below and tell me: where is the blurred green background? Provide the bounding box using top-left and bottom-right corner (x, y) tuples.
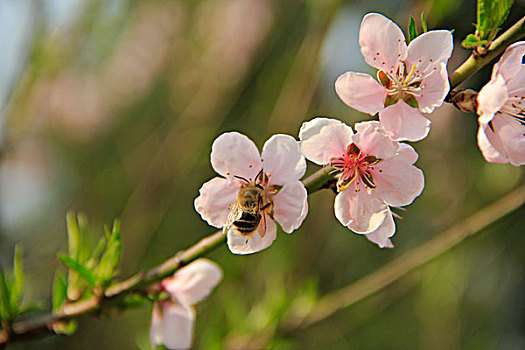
(0, 0), (524, 349)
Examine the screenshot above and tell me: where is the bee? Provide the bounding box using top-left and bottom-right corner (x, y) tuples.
(223, 172), (271, 238)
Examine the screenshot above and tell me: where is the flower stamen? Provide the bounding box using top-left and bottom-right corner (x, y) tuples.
(329, 143), (381, 191)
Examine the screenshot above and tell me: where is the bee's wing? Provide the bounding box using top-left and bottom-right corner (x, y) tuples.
(223, 202), (243, 234)
(255, 211), (267, 238)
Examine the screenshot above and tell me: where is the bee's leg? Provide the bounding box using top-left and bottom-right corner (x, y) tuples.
(261, 203), (271, 211)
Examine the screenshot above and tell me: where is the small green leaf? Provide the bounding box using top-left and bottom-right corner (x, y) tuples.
(11, 245), (24, 307)
(477, 0), (514, 42)
(97, 220), (121, 285)
(53, 271), (68, 312)
(0, 270), (11, 320)
(66, 212), (81, 260)
(461, 34), (489, 49)
(58, 255), (96, 287)
(86, 236), (106, 269)
(421, 12), (428, 32)
(408, 16), (418, 42)
(77, 213), (91, 264)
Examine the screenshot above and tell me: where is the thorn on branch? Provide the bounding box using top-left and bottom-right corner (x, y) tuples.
(447, 89), (479, 113)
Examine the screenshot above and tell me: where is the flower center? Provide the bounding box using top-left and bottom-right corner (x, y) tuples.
(500, 95), (525, 125)
(329, 143), (381, 191)
(378, 60), (434, 108)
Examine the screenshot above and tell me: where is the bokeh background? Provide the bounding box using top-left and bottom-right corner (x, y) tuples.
(1, 0), (524, 349)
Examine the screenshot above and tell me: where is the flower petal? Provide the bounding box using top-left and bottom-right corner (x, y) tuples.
(334, 183), (389, 234)
(272, 180), (308, 233)
(493, 41), (525, 83)
(335, 72), (387, 115)
(359, 13), (407, 72)
(300, 123), (354, 165)
(479, 114), (525, 166)
(396, 143), (419, 164)
(379, 100), (431, 142)
(211, 132), (262, 180)
(261, 134), (306, 185)
(477, 74), (508, 124)
(495, 116), (525, 166)
(353, 121), (398, 159)
(405, 30), (453, 76)
(416, 63), (450, 113)
(477, 122), (507, 164)
(162, 259), (223, 306)
(227, 213), (277, 254)
(365, 210), (395, 248)
(298, 117), (344, 141)
(150, 301), (195, 350)
(194, 177), (240, 228)
(374, 159), (424, 207)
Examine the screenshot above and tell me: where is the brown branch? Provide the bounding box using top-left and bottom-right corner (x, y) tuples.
(448, 16), (525, 90)
(0, 167), (334, 345)
(283, 182), (525, 332)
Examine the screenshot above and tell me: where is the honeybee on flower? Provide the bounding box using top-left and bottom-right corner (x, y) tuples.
(195, 132), (308, 254)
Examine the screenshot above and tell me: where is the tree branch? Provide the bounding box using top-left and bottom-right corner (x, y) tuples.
(0, 166), (334, 345)
(448, 15), (525, 90)
(282, 182), (525, 332)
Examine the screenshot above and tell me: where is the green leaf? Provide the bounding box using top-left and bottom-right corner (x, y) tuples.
(461, 33), (489, 49)
(11, 245), (24, 307)
(77, 213), (91, 264)
(58, 255), (97, 287)
(97, 220), (121, 285)
(421, 12), (428, 32)
(66, 212), (81, 260)
(0, 270), (11, 320)
(53, 271), (68, 312)
(86, 236), (106, 269)
(477, 0), (514, 42)
(408, 16), (418, 42)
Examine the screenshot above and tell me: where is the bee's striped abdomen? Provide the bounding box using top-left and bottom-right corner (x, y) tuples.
(234, 212), (261, 234)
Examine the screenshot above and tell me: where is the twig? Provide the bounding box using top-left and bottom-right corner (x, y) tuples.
(0, 166), (334, 345)
(282, 182), (525, 332)
(448, 16), (525, 90)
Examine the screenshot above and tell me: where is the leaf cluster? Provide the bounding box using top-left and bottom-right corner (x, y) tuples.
(0, 246), (40, 323)
(407, 12), (429, 43)
(53, 213), (122, 315)
(462, 0), (514, 50)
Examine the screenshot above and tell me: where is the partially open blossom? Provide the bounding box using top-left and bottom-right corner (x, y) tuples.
(476, 41), (525, 166)
(150, 259), (223, 350)
(194, 132), (308, 254)
(335, 13), (453, 142)
(299, 118), (424, 247)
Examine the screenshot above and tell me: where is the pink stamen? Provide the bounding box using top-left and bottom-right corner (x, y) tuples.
(329, 144), (380, 191)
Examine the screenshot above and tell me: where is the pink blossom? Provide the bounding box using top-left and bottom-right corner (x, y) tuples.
(335, 13), (453, 142)
(194, 132), (308, 254)
(299, 118), (424, 247)
(476, 41), (525, 166)
(150, 259), (223, 350)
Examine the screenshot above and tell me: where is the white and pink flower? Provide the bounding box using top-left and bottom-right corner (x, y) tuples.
(150, 259), (223, 350)
(335, 13), (453, 142)
(476, 41), (525, 166)
(194, 132), (308, 254)
(299, 118), (424, 247)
